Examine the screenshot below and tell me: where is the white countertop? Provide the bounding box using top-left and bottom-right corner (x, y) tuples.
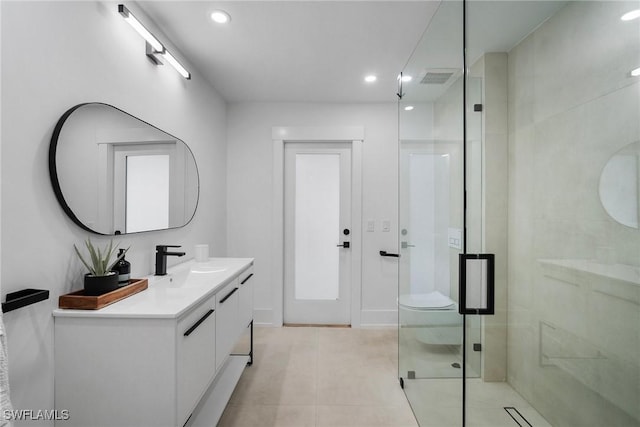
(53, 257), (254, 319)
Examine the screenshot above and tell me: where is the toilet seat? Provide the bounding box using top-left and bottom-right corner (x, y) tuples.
(399, 291), (455, 310)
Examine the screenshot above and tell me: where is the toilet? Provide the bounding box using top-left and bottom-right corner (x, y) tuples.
(399, 291), (463, 345)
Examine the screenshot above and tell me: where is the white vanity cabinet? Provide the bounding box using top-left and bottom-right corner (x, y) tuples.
(53, 258), (254, 427)
(238, 266), (254, 332)
(215, 279), (239, 371)
(177, 293), (216, 424)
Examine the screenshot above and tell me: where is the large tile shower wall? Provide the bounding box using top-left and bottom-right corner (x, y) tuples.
(507, 1), (640, 426)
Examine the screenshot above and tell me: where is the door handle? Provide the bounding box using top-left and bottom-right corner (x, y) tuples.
(458, 253), (495, 315)
(380, 250), (400, 257)
(337, 242), (350, 248)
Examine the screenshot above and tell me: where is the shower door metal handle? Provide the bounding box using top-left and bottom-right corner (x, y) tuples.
(458, 253), (495, 315)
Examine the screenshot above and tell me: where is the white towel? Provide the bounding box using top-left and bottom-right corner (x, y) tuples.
(0, 312), (13, 427)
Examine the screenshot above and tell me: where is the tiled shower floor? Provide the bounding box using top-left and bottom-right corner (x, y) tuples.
(403, 378), (552, 427)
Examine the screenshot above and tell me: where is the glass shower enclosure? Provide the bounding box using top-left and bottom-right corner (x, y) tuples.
(398, 0), (640, 426)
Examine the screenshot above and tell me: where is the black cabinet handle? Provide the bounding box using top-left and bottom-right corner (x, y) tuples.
(379, 250), (400, 258)
(183, 309), (214, 337)
(240, 273), (254, 285)
(219, 287), (238, 304)
(337, 242), (350, 248)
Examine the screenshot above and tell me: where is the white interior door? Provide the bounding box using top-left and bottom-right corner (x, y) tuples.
(284, 142), (352, 325)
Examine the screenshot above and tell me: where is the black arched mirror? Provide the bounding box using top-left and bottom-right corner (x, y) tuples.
(49, 103), (199, 235)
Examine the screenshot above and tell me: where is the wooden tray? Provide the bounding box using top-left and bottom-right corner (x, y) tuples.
(59, 278), (148, 310)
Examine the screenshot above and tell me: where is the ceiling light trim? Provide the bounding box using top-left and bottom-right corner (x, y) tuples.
(211, 10), (231, 24)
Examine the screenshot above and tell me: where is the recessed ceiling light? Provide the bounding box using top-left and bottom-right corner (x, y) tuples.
(631, 67), (640, 77)
(621, 9), (640, 21)
(404, 106), (414, 111)
(364, 75), (377, 83)
(211, 10), (231, 24)
(401, 75), (413, 82)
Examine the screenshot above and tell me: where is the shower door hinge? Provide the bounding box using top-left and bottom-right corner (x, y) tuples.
(398, 72), (404, 100)
(474, 104), (483, 112)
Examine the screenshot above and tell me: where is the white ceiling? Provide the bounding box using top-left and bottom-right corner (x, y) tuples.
(137, 1), (565, 104)
(137, 1), (441, 103)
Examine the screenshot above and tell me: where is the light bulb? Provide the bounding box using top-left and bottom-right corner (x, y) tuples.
(211, 10), (231, 24)
(621, 9), (640, 21)
(162, 51), (191, 79)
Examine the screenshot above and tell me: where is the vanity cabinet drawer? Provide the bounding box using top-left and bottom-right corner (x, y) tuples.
(238, 266), (254, 331)
(177, 294), (216, 425)
(215, 279), (239, 371)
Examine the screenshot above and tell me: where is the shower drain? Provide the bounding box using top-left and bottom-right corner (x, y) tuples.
(504, 407), (533, 427)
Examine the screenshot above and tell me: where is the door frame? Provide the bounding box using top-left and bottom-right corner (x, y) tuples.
(272, 126), (364, 328)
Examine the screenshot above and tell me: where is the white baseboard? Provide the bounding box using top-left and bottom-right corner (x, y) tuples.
(359, 309), (398, 327)
(252, 308), (398, 328)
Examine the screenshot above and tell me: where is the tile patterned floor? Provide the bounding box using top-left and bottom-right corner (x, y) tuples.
(219, 326), (417, 427)
(219, 326), (551, 427)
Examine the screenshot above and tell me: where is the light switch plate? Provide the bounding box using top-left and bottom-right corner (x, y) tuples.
(448, 227), (462, 249)
(367, 220), (375, 232)
(382, 220), (391, 232)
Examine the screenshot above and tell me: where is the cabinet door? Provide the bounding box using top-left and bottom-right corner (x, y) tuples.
(238, 266), (254, 331)
(216, 279), (239, 371)
(177, 294), (216, 425)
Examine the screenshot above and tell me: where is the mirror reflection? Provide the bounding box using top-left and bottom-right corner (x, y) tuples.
(50, 103), (199, 235)
(599, 141), (640, 229)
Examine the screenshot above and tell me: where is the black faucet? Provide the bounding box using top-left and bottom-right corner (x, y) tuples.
(155, 245), (186, 276)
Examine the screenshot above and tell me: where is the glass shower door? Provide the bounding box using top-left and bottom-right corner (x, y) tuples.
(398, 1), (470, 425)
(400, 0), (640, 426)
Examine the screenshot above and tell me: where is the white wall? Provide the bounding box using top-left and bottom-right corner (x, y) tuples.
(226, 102), (399, 326)
(0, 2), (227, 423)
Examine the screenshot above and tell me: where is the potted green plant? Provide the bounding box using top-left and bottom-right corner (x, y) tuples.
(74, 238), (129, 296)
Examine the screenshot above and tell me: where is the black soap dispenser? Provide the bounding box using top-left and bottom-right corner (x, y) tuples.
(114, 248), (131, 286)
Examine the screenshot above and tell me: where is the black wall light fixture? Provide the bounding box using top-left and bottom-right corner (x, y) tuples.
(118, 4), (191, 80)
